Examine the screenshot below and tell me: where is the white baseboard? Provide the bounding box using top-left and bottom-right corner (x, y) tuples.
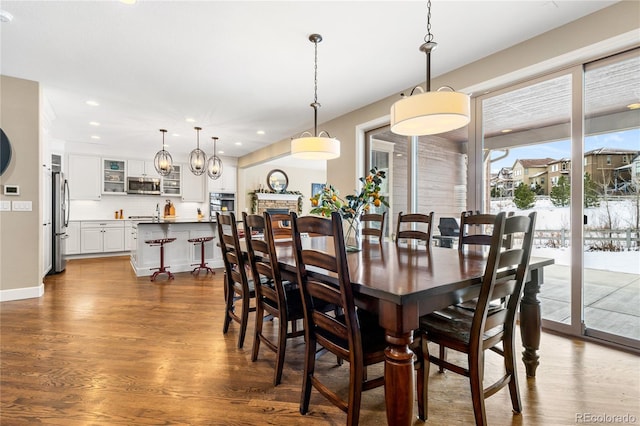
(0, 283), (45, 302)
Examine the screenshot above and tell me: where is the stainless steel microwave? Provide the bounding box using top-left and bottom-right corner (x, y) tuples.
(127, 177), (161, 195)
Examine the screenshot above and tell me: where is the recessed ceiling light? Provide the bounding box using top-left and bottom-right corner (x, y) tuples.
(235, 142), (242, 146)
(89, 121), (100, 126)
(185, 118), (196, 123)
(627, 103), (640, 110)
(171, 133), (180, 137)
(218, 150), (224, 154)
(91, 135), (101, 140)
(501, 129), (513, 133)
(119, 0), (137, 4)
(0, 10), (14, 23)
(256, 130), (265, 135)
(396, 153), (403, 157)
(86, 100), (99, 106)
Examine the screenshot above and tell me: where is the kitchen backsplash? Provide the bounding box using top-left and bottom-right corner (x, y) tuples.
(69, 196), (207, 221)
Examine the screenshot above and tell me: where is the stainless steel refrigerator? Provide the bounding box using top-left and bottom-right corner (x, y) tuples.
(51, 171), (70, 274)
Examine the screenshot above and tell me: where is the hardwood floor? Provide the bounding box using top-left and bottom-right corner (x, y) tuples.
(1, 256), (638, 425)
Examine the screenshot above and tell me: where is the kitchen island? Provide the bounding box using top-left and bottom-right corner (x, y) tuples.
(130, 219), (221, 277)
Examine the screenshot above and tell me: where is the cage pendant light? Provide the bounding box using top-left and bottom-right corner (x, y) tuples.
(154, 129), (173, 176)
(189, 126), (207, 176)
(291, 33), (340, 160)
(390, 0), (470, 136)
(206, 136), (223, 180)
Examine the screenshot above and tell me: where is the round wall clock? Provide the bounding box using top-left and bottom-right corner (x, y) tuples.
(0, 128), (12, 176)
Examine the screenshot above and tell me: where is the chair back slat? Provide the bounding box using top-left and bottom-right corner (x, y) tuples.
(395, 211), (434, 244)
(361, 212), (386, 241)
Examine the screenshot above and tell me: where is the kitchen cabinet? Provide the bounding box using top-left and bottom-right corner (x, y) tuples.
(66, 221), (81, 255)
(208, 163), (236, 193)
(162, 164), (181, 197)
(181, 164), (205, 202)
(80, 221), (125, 253)
(127, 159), (158, 178)
(102, 158), (126, 195)
(68, 154), (101, 200)
(124, 221), (134, 251)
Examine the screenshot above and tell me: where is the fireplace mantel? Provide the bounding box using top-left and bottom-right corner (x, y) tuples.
(251, 191), (303, 215)
(255, 193), (301, 201)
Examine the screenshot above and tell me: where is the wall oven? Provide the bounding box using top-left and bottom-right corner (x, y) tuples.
(127, 177), (161, 195)
(210, 192), (235, 218)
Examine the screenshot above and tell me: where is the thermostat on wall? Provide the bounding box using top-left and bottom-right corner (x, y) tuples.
(3, 185), (19, 196)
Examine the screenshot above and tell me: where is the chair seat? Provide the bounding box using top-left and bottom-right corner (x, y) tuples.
(188, 236), (214, 243)
(420, 307), (504, 347)
(316, 310), (387, 363)
(145, 237), (176, 245)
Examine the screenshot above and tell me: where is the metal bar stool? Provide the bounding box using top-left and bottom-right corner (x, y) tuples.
(188, 236), (216, 276)
(145, 237), (176, 281)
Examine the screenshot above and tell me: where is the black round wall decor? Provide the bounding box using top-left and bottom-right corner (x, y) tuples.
(0, 128), (12, 176)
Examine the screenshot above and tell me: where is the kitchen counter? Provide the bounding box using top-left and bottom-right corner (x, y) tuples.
(130, 220), (221, 277)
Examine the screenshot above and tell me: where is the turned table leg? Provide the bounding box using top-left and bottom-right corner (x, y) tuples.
(384, 331), (414, 426)
(520, 268), (543, 377)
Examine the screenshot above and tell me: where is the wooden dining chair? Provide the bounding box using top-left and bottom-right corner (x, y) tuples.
(360, 211), (386, 243)
(243, 212), (305, 386)
(216, 211), (256, 349)
(416, 211), (537, 426)
(395, 211), (434, 245)
(291, 211), (386, 426)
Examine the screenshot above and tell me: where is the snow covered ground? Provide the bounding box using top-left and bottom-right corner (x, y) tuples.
(491, 198), (639, 274)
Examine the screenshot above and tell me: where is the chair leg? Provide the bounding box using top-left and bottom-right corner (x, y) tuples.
(222, 276), (234, 334)
(504, 330), (522, 413)
(274, 315), (288, 386)
(468, 350), (488, 426)
(347, 359), (364, 426)
(251, 299), (264, 362)
(419, 335), (431, 421)
(237, 290), (250, 349)
(300, 336), (317, 415)
(439, 345), (447, 373)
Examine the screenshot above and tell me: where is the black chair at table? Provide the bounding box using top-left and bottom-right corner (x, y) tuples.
(291, 211), (387, 426)
(416, 211), (537, 426)
(216, 211), (256, 349)
(360, 211), (386, 243)
(243, 212), (305, 386)
(395, 211), (434, 246)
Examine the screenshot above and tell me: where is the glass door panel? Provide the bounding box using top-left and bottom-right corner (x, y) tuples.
(482, 73), (574, 327)
(583, 51), (640, 345)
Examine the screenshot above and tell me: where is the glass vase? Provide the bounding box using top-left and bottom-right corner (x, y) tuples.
(344, 217), (362, 252)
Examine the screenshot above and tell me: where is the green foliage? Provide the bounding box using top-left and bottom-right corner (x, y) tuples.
(550, 176), (571, 207)
(490, 187), (505, 198)
(513, 183), (536, 210)
(584, 173), (600, 208)
(309, 167), (389, 219)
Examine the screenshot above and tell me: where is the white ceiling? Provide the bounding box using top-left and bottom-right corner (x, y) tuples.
(0, 1), (617, 161)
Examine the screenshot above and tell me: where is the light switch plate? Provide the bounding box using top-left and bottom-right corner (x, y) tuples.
(0, 200), (10, 211)
(12, 201), (32, 211)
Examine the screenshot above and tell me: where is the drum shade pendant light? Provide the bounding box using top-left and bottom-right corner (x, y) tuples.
(390, 0), (470, 136)
(189, 126), (207, 176)
(207, 136), (223, 180)
(291, 34), (340, 160)
(154, 129), (173, 176)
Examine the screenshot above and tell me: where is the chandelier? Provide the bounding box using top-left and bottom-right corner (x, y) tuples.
(207, 136), (223, 180)
(153, 129), (173, 176)
(189, 126), (207, 176)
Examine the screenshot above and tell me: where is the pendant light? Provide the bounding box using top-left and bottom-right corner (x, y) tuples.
(154, 129), (173, 176)
(189, 126), (207, 176)
(207, 136), (223, 180)
(390, 0), (470, 136)
(290, 34), (340, 160)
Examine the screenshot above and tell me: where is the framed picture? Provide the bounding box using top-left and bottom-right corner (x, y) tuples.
(311, 183), (324, 197)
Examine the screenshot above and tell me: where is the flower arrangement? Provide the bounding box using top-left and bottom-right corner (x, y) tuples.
(309, 167), (389, 219)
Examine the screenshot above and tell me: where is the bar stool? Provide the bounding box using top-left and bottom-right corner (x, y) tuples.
(145, 237), (176, 281)
(188, 236), (216, 276)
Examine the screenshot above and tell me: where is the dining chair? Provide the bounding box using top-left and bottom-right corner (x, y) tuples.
(216, 211), (256, 349)
(416, 211), (537, 426)
(395, 211), (434, 245)
(360, 211), (386, 243)
(243, 212), (305, 386)
(458, 211), (498, 250)
(290, 211), (386, 426)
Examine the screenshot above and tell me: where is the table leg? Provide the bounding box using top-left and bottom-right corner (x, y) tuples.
(384, 331), (414, 426)
(520, 268), (543, 377)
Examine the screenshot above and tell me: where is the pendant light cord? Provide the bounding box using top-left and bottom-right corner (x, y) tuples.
(312, 36), (320, 137)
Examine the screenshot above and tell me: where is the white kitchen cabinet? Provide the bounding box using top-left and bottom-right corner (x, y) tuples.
(127, 159), (158, 177)
(181, 164), (205, 202)
(80, 221), (125, 253)
(102, 158), (126, 195)
(68, 154), (101, 200)
(162, 164), (181, 197)
(124, 221), (134, 251)
(66, 221), (81, 255)
(208, 163), (236, 193)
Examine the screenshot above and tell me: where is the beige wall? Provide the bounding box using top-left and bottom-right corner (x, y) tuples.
(238, 1), (640, 205)
(0, 75), (43, 299)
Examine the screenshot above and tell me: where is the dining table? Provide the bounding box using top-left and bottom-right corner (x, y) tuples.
(269, 237), (554, 426)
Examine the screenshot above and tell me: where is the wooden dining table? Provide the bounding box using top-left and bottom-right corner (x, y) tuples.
(269, 237), (554, 426)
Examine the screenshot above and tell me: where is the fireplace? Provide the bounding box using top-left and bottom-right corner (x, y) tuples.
(253, 192), (301, 216)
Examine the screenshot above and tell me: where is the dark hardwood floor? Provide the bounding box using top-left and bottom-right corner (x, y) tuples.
(1, 256), (638, 425)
